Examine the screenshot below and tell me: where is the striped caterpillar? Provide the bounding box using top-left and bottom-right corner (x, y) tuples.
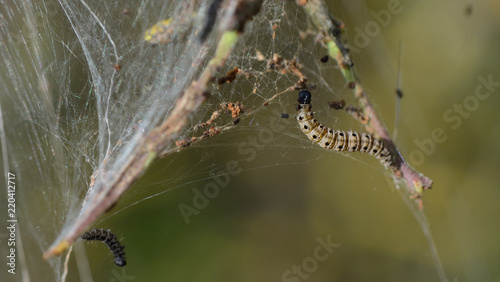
(82, 228), (126, 267)
(296, 90), (392, 167)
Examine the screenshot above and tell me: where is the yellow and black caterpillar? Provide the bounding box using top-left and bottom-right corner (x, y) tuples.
(296, 90), (392, 167)
(82, 228), (126, 267)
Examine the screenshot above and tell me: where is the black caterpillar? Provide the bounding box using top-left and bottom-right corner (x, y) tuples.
(296, 90), (392, 167)
(199, 0), (223, 42)
(81, 228), (126, 267)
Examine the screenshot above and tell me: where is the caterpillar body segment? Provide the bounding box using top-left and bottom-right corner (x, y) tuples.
(82, 228), (126, 267)
(296, 90), (392, 167)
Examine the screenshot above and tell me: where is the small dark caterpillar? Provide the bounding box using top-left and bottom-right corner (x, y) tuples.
(296, 90), (392, 167)
(199, 0), (223, 42)
(82, 228), (126, 267)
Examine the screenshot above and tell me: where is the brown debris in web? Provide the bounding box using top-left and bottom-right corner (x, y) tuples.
(176, 100), (247, 149)
(345, 105), (369, 125)
(221, 102), (245, 119)
(175, 137), (198, 148)
(252, 51), (316, 107)
(193, 111), (221, 130)
(266, 53), (306, 80)
(253, 51), (307, 82)
(174, 125), (223, 149)
(293, 78), (315, 91)
(328, 100), (346, 110)
(218, 67), (240, 85)
(204, 126), (221, 138)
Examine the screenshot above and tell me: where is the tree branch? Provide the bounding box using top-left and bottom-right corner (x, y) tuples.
(43, 0), (264, 260)
(299, 0), (432, 209)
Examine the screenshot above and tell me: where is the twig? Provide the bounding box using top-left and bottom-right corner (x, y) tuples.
(43, 0), (264, 260)
(299, 0), (432, 208)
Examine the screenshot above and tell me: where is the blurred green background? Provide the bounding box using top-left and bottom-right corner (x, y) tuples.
(3, 0), (500, 281)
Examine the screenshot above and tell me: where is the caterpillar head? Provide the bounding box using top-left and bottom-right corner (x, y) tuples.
(298, 90), (312, 104)
(114, 256), (127, 267)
